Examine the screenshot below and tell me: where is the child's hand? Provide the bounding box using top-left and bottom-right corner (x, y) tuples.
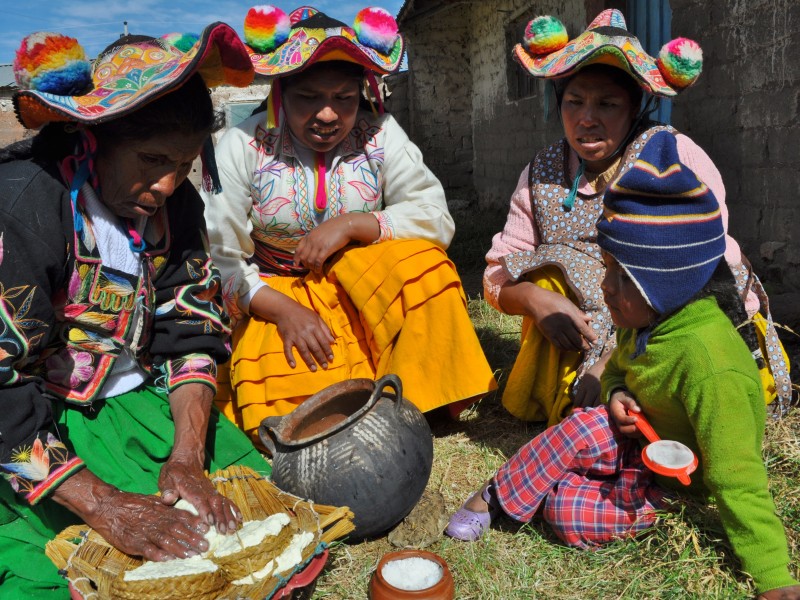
(573, 351), (611, 409)
(758, 584), (800, 599)
(608, 389), (642, 438)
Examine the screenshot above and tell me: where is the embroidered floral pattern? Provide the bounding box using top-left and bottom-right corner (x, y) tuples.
(45, 349), (95, 388)
(374, 212), (395, 242)
(165, 352), (218, 391)
(246, 116), (388, 276)
(2, 433), (84, 504)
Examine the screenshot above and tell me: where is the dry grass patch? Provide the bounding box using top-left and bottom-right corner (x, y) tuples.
(311, 296), (799, 599)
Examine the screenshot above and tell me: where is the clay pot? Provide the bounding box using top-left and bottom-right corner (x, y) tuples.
(369, 550), (455, 600)
(259, 374), (433, 541)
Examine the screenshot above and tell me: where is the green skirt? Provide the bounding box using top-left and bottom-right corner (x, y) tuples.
(0, 384), (270, 597)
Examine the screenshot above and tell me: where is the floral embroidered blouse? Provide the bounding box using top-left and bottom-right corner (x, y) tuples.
(203, 110), (454, 322)
(0, 158), (230, 505)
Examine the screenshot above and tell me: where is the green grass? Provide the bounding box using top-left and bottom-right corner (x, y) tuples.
(310, 215), (800, 599)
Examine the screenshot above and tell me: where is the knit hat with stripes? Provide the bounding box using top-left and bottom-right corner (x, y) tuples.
(597, 130), (726, 316)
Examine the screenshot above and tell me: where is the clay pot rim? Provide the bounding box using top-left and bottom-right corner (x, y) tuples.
(263, 376), (402, 449)
(267, 378), (377, 448)
(373, 549), (453, 596)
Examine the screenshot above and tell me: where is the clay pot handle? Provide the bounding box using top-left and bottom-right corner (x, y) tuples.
(258, 415), (285, 456)
(371, 374), (403, 413)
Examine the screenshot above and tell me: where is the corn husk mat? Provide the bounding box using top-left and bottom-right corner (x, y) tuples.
(46, 465), (355, 600)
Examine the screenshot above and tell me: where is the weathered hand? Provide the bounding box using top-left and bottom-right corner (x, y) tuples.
(159, 456), (241, 535)
(274, 298), (335, 370)
(93, 486), (212, 561)
(294, 216), (353, 274)
(529, 288), (597, 352)
(53, 469), (212, 561)
(608, 389), (642, 438)
(758, 585), (800, 600)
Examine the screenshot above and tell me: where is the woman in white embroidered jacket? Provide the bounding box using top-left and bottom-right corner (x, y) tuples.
(203, 5), (496, 438)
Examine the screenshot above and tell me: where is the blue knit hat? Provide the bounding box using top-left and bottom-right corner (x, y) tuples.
(597, 131), (726, 317)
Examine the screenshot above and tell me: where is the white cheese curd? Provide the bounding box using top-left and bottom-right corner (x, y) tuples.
(231, 531), (315, 585)
(174, 498), (222, 554)
(646, 440), (695, 469)
(212, 513), (291, 558)
(123, 556), (218, 581)
(381, 557), (443, 591)
(273, 531), (315, 575)
(232, 559), (275, 586)
(174, 499), (199, 515)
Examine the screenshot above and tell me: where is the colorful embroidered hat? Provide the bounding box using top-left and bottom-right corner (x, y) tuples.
(243, 5), (404, 77)
(597, 131), (725, 316)
(514, 9), (702, 97)
(13, 22), (254, 130)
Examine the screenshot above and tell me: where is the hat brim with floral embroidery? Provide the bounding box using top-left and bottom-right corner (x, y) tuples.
(243, 5), (404, 77)
(13, 22), (254, 130)
(513, 9), (703, 98)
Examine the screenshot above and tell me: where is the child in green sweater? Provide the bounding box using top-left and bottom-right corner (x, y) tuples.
(447, 131), (798, 598)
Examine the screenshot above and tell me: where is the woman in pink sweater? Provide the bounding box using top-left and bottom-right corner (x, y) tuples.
(486, 9), (790, 426)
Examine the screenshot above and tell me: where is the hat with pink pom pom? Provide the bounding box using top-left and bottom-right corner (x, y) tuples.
(242, 5), (404, 77)
(513, 9), (702, 97)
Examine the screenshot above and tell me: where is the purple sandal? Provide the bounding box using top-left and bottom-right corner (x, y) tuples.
(445, 483), (501, 541)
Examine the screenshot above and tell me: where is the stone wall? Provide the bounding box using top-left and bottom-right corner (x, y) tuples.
(670, 0), (800, 296)
(0, 94), (28, 148)
(187, 82), (271, 189)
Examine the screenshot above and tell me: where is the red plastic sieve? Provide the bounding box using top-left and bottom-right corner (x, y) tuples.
(627, 409), (698, 486)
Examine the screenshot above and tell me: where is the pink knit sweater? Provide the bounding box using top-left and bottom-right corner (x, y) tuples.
(484, 133), (759, 315)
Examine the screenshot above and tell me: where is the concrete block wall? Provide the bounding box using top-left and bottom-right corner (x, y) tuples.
(468, 0), (590, 213)
(385, 71), (410, 131)
(401, 4), (476, 210)
(670, 0), (800, 294)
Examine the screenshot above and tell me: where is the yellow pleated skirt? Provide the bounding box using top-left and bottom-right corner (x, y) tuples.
(501, 266), (788, 428)
(216, 239), (497, 439)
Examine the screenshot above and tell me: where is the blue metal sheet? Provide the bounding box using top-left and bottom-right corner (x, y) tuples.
(627, 0), (673, 123)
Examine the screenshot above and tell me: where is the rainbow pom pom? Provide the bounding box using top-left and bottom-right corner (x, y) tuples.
(14, 32), (91, 95)
(657, 38), (703, 89)
(354, 7), (399, 54)
(523, 16), (568, 55)
(161, 32), (200, 52)
(244, 5), (291, 53)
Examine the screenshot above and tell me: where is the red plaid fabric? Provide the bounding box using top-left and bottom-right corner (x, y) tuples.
(494, 405), (673, 548)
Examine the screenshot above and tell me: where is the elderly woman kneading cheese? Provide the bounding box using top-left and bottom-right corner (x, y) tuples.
(0, 25), (268, 596)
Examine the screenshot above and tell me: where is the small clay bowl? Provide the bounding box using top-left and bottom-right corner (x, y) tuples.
(369, 549), (454, 600)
